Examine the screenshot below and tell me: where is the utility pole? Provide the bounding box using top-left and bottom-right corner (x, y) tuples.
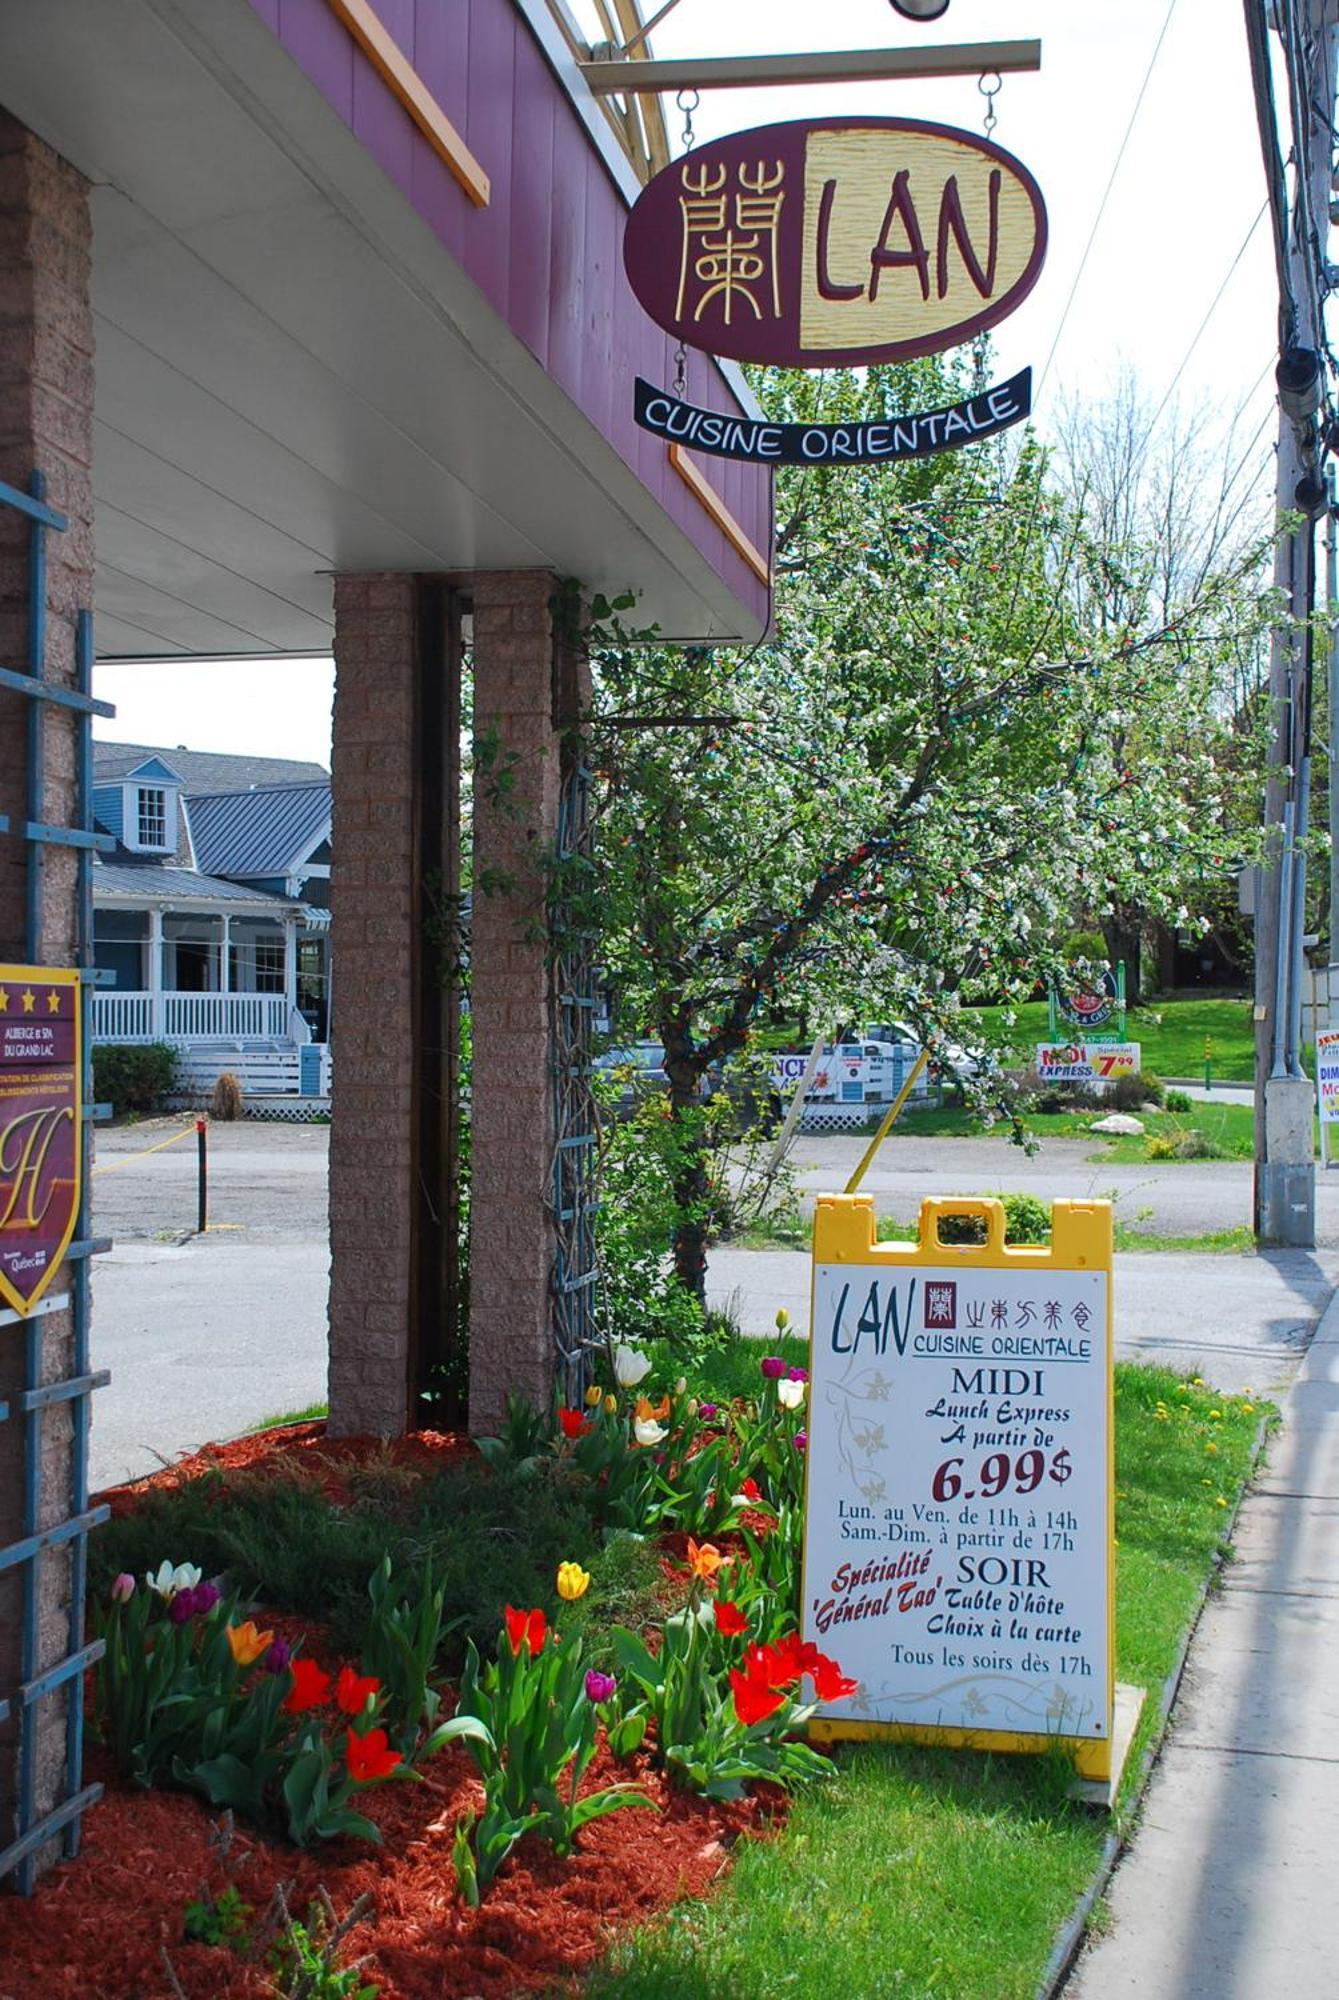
(1248, 0), (1339, 1246)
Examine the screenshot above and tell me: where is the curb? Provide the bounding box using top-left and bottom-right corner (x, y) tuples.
(1035, 1400), (1277, 2000)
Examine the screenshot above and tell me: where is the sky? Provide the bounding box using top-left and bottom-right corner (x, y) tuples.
(95, 0), (1280, 770)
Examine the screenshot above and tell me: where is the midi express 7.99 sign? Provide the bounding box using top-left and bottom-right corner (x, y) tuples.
(802, 1195), (1115, 1781)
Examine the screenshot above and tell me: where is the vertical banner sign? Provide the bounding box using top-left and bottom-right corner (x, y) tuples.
(0, 965), (81, 1314)
(1315, 1027), (1339, 1168)
(802, 1194), (1115, 1780)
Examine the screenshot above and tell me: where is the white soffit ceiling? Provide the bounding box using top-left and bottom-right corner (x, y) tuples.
(0, 0), (765, 657)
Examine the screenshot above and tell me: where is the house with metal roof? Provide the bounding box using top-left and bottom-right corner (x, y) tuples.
(91, 744), (331, 1094)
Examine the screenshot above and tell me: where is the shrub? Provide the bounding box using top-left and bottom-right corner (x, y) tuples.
(93, 1041), (179, 1116)
(1063, 930), (1109, 964)
(1147, 1130), (1226, 1161)
(1166, 1088), (1193, 1113)
(210, 1071), (244, 1120)
(1108, 1074), (1154, 1113)
(1002, 1192), (1051, 1244)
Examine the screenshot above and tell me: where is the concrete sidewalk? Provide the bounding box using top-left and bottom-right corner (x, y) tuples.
(1067, 1289), (1339, 1998)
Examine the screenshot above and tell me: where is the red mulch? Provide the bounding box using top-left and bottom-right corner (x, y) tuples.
(0, 1423), (786, 1998)
(0, 1741), (779, 2000)
(97, 1419), (478, 1515)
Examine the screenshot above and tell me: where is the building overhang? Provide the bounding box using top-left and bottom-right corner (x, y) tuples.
(0, 0), (772, 658)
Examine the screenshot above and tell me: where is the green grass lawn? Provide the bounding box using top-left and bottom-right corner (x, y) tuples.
(886, 1096), (1260, 1163)
(585, 1365), (1267, 2000)
(963, 996), (1257, 1083)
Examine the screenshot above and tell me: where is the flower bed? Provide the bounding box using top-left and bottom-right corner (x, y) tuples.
(2, 1332), (830, 1997)
(0, 1347), (1268, 2000)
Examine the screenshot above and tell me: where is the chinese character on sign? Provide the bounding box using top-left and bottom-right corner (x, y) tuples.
(925, 1281), (957, 1328)
(676, 160), (785, 327)
(990, 1300), (1009, 1329)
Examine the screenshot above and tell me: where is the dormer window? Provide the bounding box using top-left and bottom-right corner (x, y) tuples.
(122, 774), (178, 853)
(137, 786), (167, 849)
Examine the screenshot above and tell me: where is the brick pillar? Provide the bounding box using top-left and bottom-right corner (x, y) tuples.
(326, 574), (420, 1437)
(0, 114), (93, 1878)
(468, 571), (567, 1433)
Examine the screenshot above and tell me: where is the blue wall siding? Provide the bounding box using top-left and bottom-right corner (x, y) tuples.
(92, 784), (124, 838)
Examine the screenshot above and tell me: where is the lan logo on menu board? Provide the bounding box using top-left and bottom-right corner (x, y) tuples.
(624, 117), (1047, 369)
(0, 966), (81, 1314)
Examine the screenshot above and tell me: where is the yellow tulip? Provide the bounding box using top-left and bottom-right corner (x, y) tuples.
(226, 1620), (274, 1667)
(556, 1561), (591, 1602)
(687, 1539), (725, 1581)
(603, 1393), (618, 1415)
(585, 1384), (603, 1408)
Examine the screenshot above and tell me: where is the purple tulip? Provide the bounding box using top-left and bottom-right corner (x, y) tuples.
(585, 1670), (617, 1704)
(110, 1573), (135, 1605)
(193, 1581), (221, 1617)
(168, 1587), (199, 1626)
(263, 1637), (293, 1675)
(760, 1356), (786, 1380)
(698, 1403), (719, 1420)
(788, 1367), (809, 1383)
(793, 1431), (808, 1453)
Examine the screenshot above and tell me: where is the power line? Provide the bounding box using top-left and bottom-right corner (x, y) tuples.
(1144, 201), (1269, 438)
(1037, 0), (1182, 396)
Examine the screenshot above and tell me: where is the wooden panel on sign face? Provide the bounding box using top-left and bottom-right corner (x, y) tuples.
(799, 127), (1038, 356)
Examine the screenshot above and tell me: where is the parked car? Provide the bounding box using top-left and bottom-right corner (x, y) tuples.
(591, 1041), (720, 1117)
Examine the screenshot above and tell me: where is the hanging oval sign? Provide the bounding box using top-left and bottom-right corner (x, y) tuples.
(624, 116), (1047, 369)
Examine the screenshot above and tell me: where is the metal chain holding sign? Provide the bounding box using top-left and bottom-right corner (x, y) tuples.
(971, 70), (1003, 393)
(671, 87), (699, 399)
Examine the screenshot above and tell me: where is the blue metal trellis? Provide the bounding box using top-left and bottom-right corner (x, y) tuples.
(0, 472), (113, 1894)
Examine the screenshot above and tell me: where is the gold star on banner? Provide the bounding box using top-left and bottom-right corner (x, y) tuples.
(0, 989), (8, 1012)
(21, 990), (35, 1014)
(46, 990), (60, 1014)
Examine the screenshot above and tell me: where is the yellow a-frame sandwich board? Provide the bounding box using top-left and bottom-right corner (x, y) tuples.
(802, 1194), (1116, 1784)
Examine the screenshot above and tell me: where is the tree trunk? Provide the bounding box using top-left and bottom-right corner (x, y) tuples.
(1101, 914), (1142, 1007)
(661, 1012), (710, 1307)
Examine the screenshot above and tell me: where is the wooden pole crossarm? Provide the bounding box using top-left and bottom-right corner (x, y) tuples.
(579, 39), (1042, 95)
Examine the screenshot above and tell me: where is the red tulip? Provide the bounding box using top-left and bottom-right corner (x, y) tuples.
(730, 1666), (786, 1727)
(713, 1599), (749, 1638)
(810, 1655), (859, 1702)
(558, 1407), (591, 1438)
(281, 1658), (332, 1713)
(740, 1477), (763, 1503)
(503, 1605), (547, 1656)
(335, 1665), (381, 1716)
(344, 1727), (400, 1783)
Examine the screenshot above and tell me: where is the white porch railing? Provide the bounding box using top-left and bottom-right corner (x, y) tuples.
(93, 991), (291, 1043)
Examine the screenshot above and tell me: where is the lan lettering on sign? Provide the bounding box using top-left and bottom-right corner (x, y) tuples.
(677, 160), (785, 328)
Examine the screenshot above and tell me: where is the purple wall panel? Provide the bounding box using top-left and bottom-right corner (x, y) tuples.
(352, 32), (415, 192)
(545, 104), (587, 406)
(505, 26), (555, 368)
(277, 0), (353, 121)
(578, 151), (616, 449)
(409, 0), (469, 262)
(251, 0), (771, 625)
(463, 0), (515, 321)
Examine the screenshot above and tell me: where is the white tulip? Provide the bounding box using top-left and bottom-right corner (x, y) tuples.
(633, 1416), (668, 1446)
(614, 1344), (652, 1389)
(777, 1377), (806, 1411)
(146, 1560), (202, 1600)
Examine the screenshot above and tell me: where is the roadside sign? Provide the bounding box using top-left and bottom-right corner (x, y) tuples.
(1035, 1042), (1140, 1083)
(802, 1193), (1115, 1784)
(0, 965), (82, 1315)
(1316, 1028), (1339, 1168)
(1048, 962), (1126, 1044)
